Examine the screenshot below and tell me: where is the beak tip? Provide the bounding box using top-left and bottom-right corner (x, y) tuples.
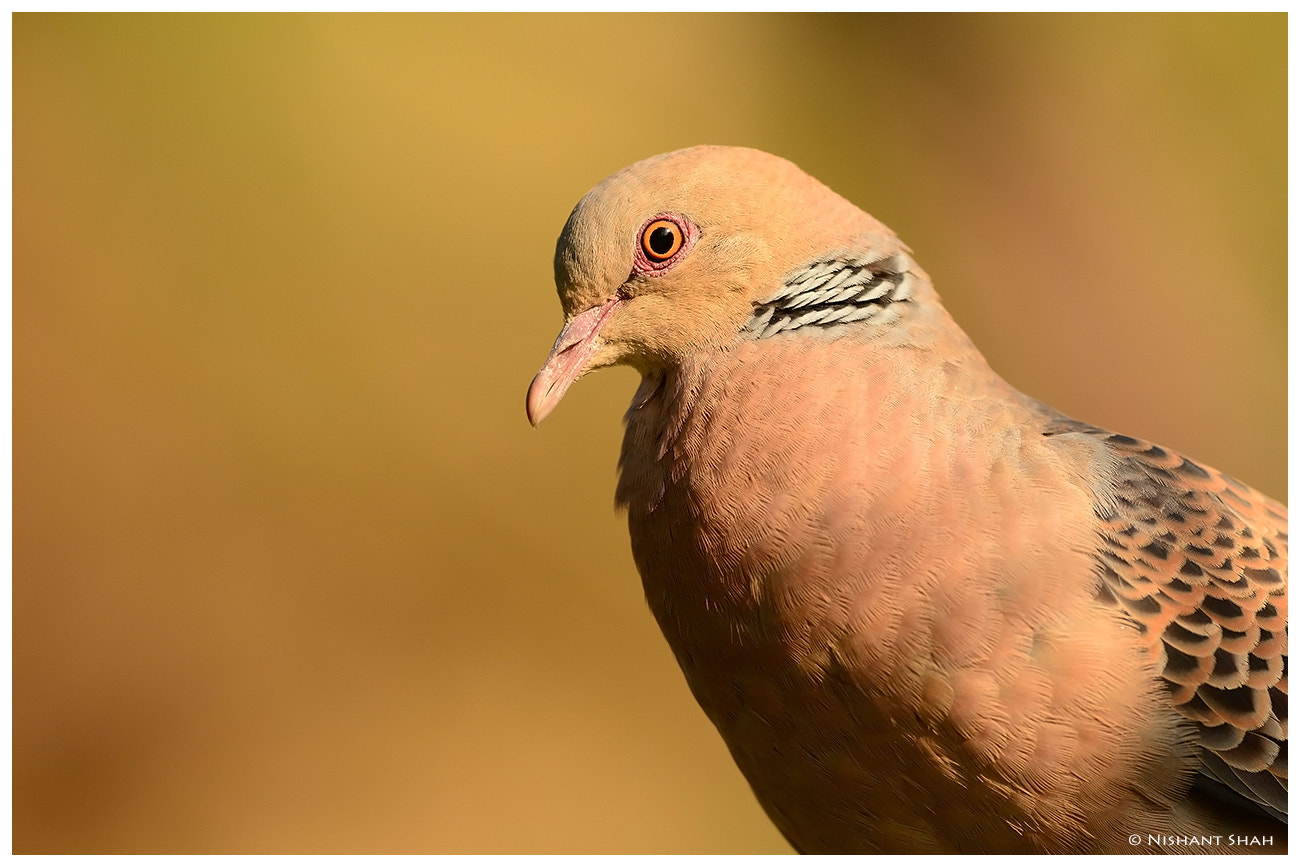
(526, 296), (622, 429)
(525, 372), (555, 427)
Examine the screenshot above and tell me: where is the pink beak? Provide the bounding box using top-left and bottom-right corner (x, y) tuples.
(526, 298), (624, 426)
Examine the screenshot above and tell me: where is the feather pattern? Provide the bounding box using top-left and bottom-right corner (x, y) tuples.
(743, 253), (915, 339)
(1045, 418), (1288, 821)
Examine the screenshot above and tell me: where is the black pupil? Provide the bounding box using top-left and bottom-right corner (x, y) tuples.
(649, 226), (677, 256)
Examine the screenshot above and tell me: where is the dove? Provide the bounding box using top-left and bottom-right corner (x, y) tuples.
(525, 146), (1287, 854)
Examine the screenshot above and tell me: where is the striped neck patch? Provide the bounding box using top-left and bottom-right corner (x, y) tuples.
(742, 252), (915, 339)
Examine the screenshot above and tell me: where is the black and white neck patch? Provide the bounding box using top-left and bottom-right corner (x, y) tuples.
(741, 252), (915, 339)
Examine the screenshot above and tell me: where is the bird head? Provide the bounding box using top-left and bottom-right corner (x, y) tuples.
(526, 146), (907, 426)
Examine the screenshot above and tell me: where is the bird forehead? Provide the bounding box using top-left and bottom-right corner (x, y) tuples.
(552, 192), (641, 305)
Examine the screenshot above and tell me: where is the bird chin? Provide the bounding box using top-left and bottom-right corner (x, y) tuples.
(526, 297), (624, 426)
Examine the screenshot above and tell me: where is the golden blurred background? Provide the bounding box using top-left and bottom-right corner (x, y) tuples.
(14, 13), (1285, 854)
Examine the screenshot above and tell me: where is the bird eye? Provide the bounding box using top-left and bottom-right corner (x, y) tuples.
(640, 219), (684, 261)
(632, 213), (697, 276)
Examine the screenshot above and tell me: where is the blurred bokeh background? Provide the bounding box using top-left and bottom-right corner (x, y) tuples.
(14, 13), (1285, 854)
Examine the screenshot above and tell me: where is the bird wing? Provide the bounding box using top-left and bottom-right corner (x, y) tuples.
(1045, 418), (1287, 822)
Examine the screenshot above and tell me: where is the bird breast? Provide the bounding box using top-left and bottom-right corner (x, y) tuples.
(614, 333), (1191, 853)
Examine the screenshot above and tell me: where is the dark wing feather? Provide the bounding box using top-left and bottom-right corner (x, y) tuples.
(1046, 419), (1287, 823)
